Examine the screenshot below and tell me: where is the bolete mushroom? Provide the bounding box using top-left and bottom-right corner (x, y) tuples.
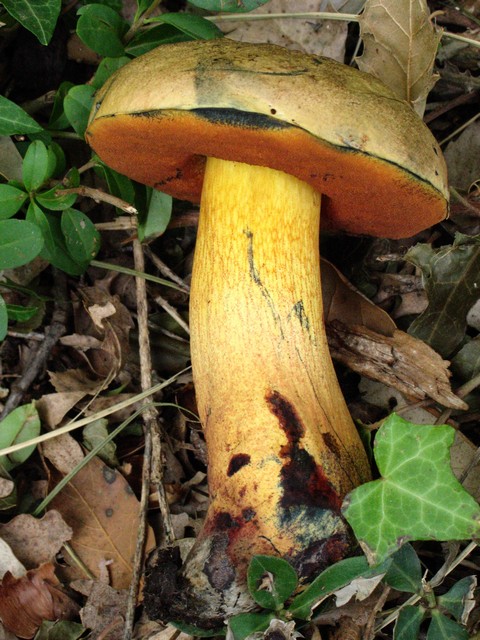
(86, 38), (448, 628)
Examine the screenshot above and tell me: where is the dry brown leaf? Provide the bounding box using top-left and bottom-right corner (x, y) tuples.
(322, 260), (396, 335)
(226, 0), (348, 61)
(48, 368), (109, 394)
(41, 433), (85, 474)
(36, 392), (87, 429)
(0, 563), (78, 639)
(49, 456), (154, 589)
(0, 478), (14, 500)
(73, 579), (128, 639)
(327, 320), (467, 410)
(0, 512), (72, 570)
(357, 0), (441, 115)
(0, 538), (25, 579)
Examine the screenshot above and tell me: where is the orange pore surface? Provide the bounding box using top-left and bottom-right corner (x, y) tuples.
(86, 108), (447, 239)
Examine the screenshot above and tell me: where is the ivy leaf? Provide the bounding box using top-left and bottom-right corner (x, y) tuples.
(146, 13), (223, 40)
(383, 544), (422, 594)
(247, 555), (298, 610)
(0, 219), (44, 269)
(228, 612), (275, 640)
(357, 0), (441, 116)
(342, 414), (480, 565)
(63, 85), (96, 137)
(437, 576), (477, 624)
(427, 610), (469, 640)
(394, 605), (425, 640)
(406, 234), (480, 358)
(1, 0), (61, 45)
(0, 403), (41, 471)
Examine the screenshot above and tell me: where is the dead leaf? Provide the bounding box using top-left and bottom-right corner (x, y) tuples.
(322, 260), (395, 335)
(406, 235), (480, 358)
(41, 434), (85, 474)
(0, 512), (72, 570)
(357, 0), (441, 115)
(444, 121), (480, 191)
(36, 392), (87, 429)
(48, 369), (108, 394)
(48, 456), (154, 589)
(73, 579), (128, 639)
(0, 478), (14, 500)
(333, 573), (385, 606)
(0, 538), (25, 579)
(327, 320), (467, 410)
(0, 563), (79, 639)
(226, 0), (348, 61)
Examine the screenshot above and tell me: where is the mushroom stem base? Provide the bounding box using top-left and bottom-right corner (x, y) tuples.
(144, 158), (370, 628)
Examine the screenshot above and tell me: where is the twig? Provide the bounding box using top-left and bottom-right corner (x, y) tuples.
(59, 186), (138, 214)
(0, 271), (68, 421)
(154, 294), (190, 335)
(123, 238), (175, 640)
(144, 246), (190, 293)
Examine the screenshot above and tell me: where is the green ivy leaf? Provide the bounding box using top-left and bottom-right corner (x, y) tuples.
(64, 85), (96, 137)
(0, 219), (44, 269)
(0, 296), (7, 341)
(49, 81), (75, 130)
(227, 612), (275, 640)
(406, 234), (480, 358)
(247, 555), (298, 610)
(0, 184), (28, 219)
(0, 96), (43, 136)
(1, 0), (61, 45)
(383, 544), (423, 594)
(342, 414), (480, 565)
(287, 555), (371, 620)
(83, 419), (118, 466)
(146, 13), (223, 40)
(76, 4), (128, 57)
(427, 610), (468, 640)
(394, 605), (425, 640)
(0, 403), (41, 471)
(22, 140), (50, 192)
(5, 304), (39, 323)
(125, 25), (191, 57)
(187, 0), (271, 12)
(437, 576), (476, 623)
(61, 208), (101, 264)
(170, 621), (225, 637)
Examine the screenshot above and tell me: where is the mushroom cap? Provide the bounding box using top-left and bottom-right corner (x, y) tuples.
(86, 38), (448, 238)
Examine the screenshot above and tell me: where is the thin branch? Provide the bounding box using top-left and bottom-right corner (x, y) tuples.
(60, 186), (138, 214)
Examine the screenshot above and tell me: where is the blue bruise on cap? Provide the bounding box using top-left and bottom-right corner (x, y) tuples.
(193, 108), (292, 130)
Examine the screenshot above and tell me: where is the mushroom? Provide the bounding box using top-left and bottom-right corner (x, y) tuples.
(86, 39), (448, 628)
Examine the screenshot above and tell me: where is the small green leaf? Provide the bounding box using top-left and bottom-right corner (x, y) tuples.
(83, 419), (118, 466)
(61, 208), (101, 263)
(27, 202), (85, 276)
(0, 403), (41, 471)
(35, 619), (86, 640)
(92, 56), (130, 89)
(394, 605), (425, 640)
(0, 184), (28, 219)
(76, 4), (128, 57)
(187, 0), (271, 12)
(5, 304), (39, 323)
(0, 296), (7, 341)
(0, 96), (43, 136)
(125, 25), (191, 57)
(384, 544), (423, 594)
(427, 610), (469, 640)
(288, 555), (370, 620)
(49, 81), (75, 130)
(247, 555), (298, 610)
(147, 13), (223, 40)
(22, 140), (50, 192)
(0, 219), (44, 269)
(138, 189), (172, 241)
(228, 612), (274, 640)
(95, 162), (135, 204)
(342, 414), (480, 565)
(36, 187), (77, 211)
(438, 576), (477, 623)
(1, 0), (61, 45)
(64, 85), (96, 137)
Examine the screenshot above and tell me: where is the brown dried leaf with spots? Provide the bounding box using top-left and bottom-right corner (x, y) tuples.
(47, 455), (155, 589)
(0, 563), (78, 639)
(357, 0), (441, 115)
